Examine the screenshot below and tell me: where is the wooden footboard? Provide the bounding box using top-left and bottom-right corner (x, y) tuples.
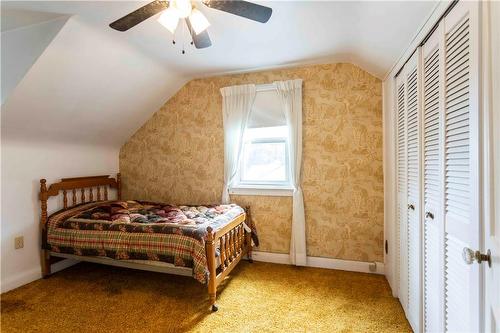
(205, 207), (252, 312)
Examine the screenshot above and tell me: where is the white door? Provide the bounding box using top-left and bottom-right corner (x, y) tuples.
(443, 2), (481, 332)
(405, 52), (421, 333)
(483, 1), (500, 331)
(422, 22), (445, 333)
(396, 71), (408, 316)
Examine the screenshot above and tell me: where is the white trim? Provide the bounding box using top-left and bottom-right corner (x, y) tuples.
(383, 75), (398, 296)
(0, 267), (41, 293)
(252, 251), (385, 275)
(238, 135), (291, 187)
(229, 186), (293, 197)
(481, 2), (500, 331)
(252, 251), (292, 265)
(0, 258), (77, 293)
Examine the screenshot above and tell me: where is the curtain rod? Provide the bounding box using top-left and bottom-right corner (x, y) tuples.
(395, 0), (459, 78)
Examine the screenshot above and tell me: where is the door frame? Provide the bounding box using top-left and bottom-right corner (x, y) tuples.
(481, 1), (499, 331)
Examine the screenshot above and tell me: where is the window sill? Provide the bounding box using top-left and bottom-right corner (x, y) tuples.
(229, 186), (294, 197)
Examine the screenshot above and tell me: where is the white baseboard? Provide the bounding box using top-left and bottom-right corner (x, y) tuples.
(252, 251), (292, 265)
(251, 251), (385, 275)
(0, 267), (41, 293)
(0, 258), (79, 293)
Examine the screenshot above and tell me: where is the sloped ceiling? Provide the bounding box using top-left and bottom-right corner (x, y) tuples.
(1, 1), (437, 148)
(1, 8), (65, 32)
(1, 10), (69, 104)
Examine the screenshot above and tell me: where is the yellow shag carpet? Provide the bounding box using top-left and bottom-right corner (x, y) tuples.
(1, 261), (410, 332)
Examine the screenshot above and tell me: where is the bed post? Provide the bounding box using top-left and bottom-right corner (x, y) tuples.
(116, 173), (122, 200)
(206, 226), (218, 312)
(245, 206), (253, 263)
(40, 179), (51, 278)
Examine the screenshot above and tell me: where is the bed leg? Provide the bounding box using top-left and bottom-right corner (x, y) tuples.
(245, 229), (253, 263)
(244, 206), (253, 263)
(209, 291), (218, 312)
(206, 226), (218, 312)
(208, 270), (217, 312)
(247, 247), (253, 263)
(41, 249), (51, 278)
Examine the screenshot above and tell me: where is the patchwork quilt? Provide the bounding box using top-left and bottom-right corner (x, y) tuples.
(45, 200), (251, 283)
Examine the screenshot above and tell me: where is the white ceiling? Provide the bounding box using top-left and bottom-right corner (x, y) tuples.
(2, 1), (437, 78)
(1, 1), (437, 147)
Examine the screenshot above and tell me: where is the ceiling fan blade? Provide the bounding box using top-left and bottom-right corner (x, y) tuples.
(185, 18), (212, 49)
(203, 0), (272, 23)
(110, 0), (168, 32)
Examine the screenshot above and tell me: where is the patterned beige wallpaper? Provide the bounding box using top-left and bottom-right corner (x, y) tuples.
(120, 63), (383, 262)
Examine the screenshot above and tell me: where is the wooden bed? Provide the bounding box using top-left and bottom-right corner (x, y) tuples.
(39, 173), (252, 312)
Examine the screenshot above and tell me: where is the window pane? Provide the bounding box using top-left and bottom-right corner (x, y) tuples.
(241, 141), (287, 182)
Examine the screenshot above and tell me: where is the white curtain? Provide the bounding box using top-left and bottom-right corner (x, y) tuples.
(275, 79), (306, 266)
(220, 84), (257, 203)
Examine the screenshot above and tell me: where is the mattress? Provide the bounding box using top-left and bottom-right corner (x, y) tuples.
(45, 200), (245, 283)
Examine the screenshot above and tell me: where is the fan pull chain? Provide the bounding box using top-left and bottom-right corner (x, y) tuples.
(182, 20), (186, 54)
(172, 23), (177, 45)
(169, 20), (194, 55)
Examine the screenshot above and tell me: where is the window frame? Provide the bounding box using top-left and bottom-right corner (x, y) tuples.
(237, 135), (291, 188)
(229, 84), (294, 196)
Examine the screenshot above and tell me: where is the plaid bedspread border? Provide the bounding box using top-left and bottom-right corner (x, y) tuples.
(46, 202), (214, 283)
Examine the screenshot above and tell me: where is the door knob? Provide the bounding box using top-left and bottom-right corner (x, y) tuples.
(425, 212), (434, 219)
(462, 247), (491, 267)
(408, 204), (415, 210)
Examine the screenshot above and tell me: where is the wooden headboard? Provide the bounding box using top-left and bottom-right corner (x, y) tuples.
(39, 174), (121, 227)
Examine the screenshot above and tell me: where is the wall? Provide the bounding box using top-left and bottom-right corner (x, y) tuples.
(120, 63), (383, 263)
(0, 139), (119, 292)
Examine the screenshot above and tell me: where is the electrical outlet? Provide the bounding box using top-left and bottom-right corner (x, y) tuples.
(368, 262), (377, 272)
(14, 236), (24, 249)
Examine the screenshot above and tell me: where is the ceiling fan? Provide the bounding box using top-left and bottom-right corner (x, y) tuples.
(109, 0), (273, 49)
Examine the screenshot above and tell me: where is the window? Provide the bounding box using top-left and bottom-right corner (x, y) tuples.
(240, 126), (289, 185)
(230, 86), (293, 196)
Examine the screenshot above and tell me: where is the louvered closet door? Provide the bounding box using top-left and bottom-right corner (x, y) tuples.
(404, 52), (421, 333)
(443, 2), (480, 332)
(422, 23), (445, 333)
(396, 74), (408, 312)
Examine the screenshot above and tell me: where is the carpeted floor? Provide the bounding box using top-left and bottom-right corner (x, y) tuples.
(1, 261), (411, 332)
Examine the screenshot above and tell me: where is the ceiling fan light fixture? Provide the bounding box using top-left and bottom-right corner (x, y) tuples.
(189, 8), (210, 35)
(172, 0), (192, 18)
(158, 7), (179, 34)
